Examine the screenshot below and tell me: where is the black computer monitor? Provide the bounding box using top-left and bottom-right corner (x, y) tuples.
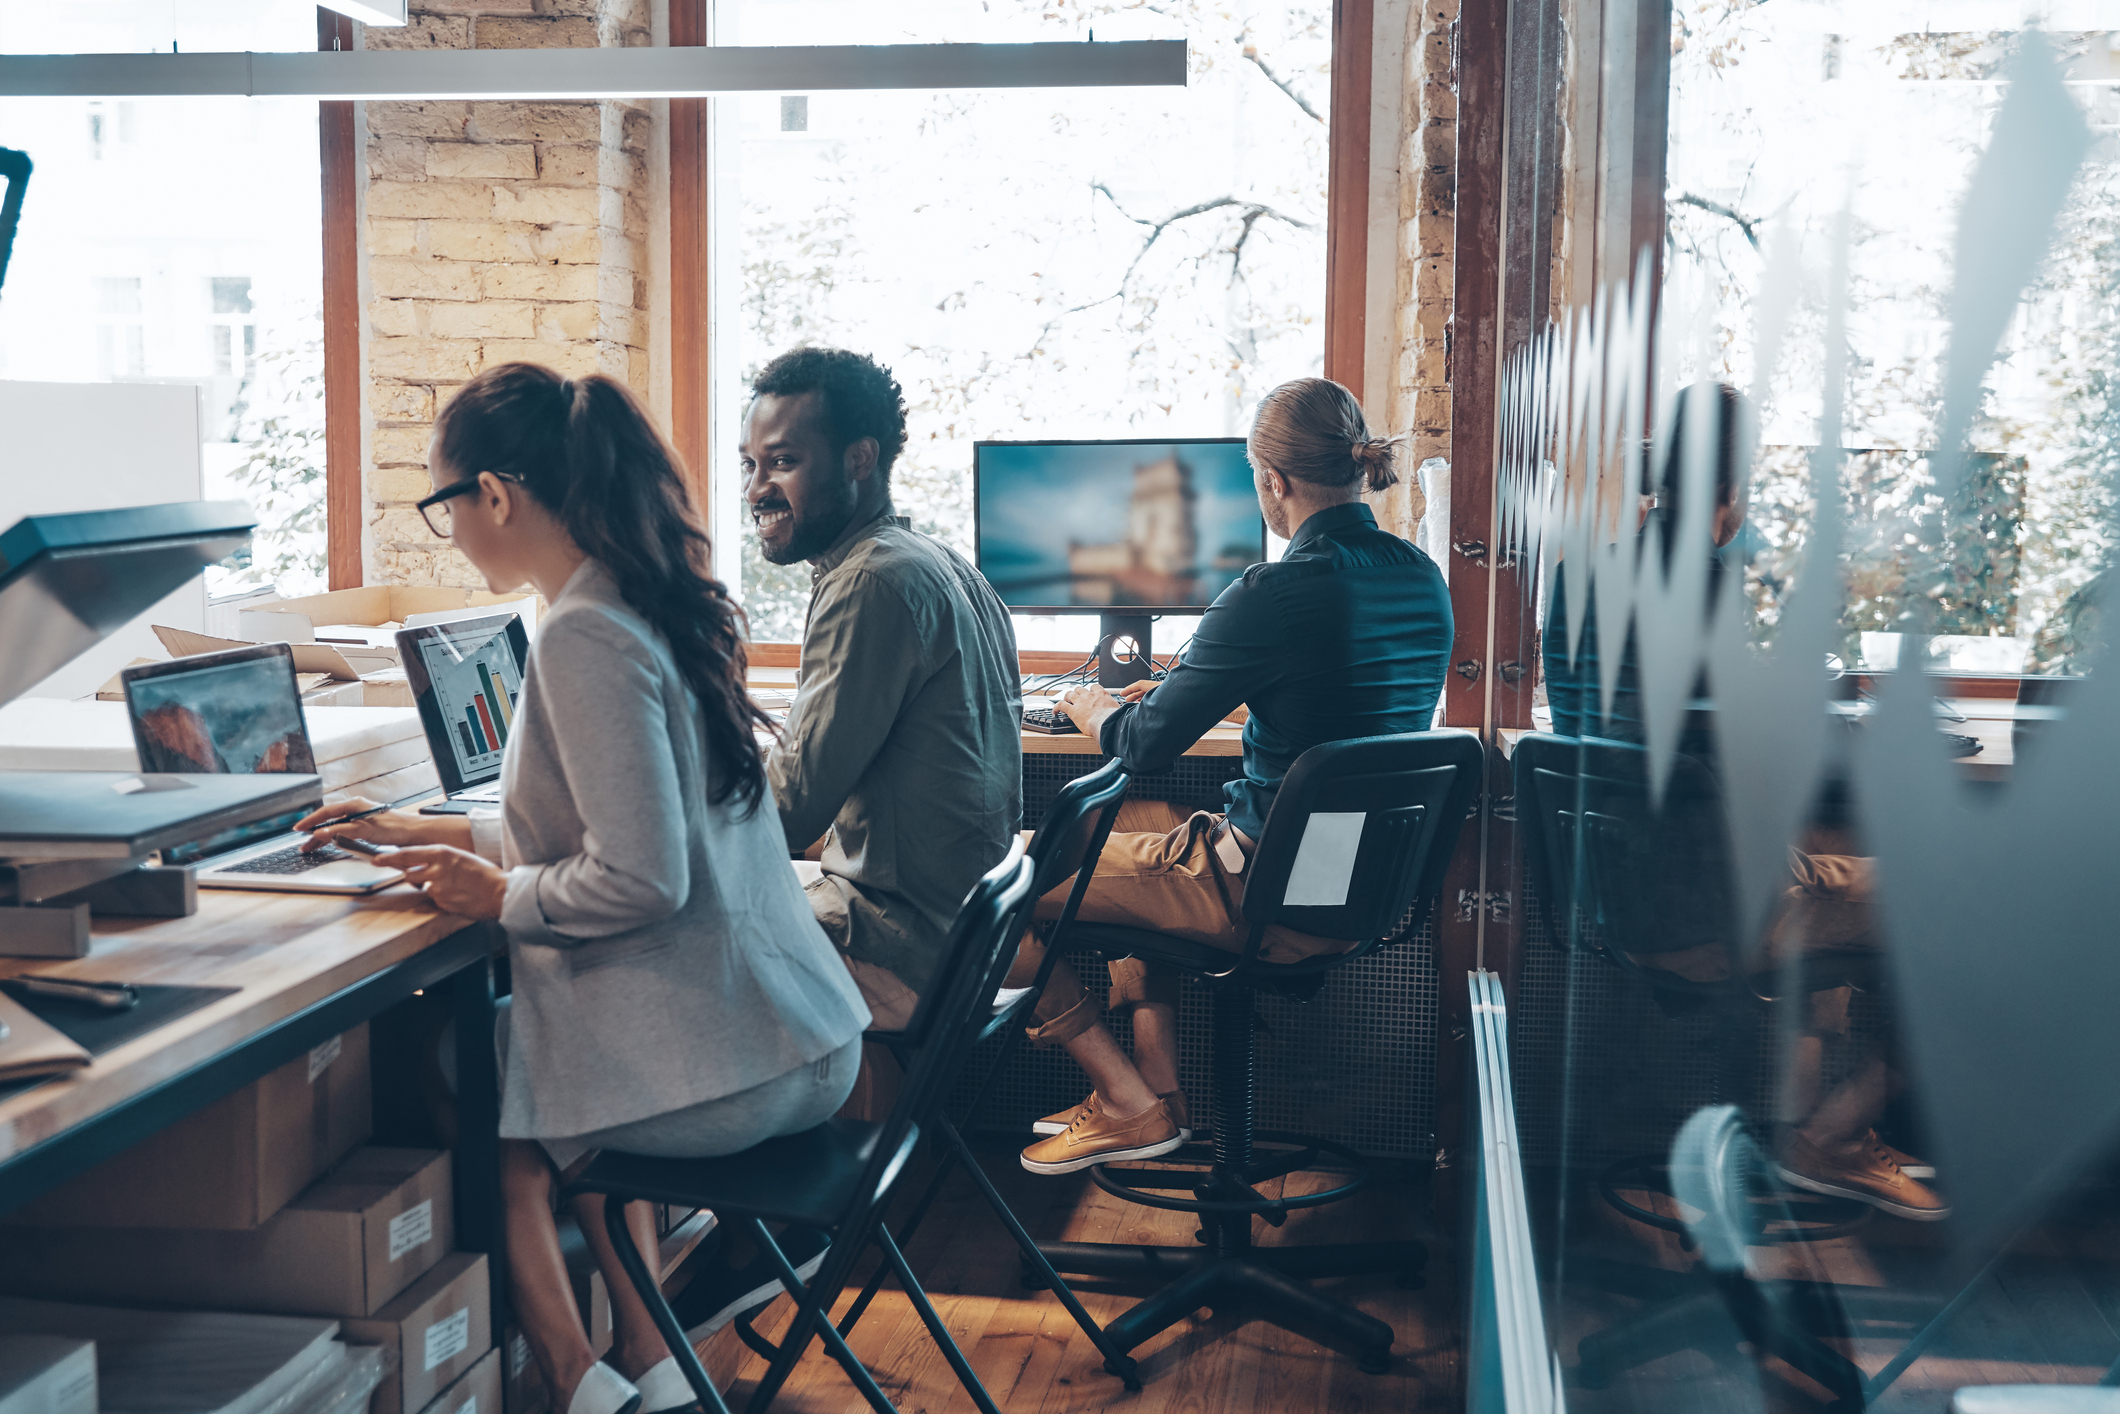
(974, 438), (1265, 684)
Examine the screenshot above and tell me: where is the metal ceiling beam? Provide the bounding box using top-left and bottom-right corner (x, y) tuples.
(0, 41), (1186, 101)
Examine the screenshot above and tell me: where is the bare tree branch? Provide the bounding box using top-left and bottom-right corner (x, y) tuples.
(1672, 190), (1762, 251)
(1023, 186), (1316, 360)
(1241, 43), (1325, 124)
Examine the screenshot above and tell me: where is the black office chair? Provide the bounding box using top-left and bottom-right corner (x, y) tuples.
(1035, 731), (1483, 1372)
(1511, 734), (1877, 1387)
(828, 759), (1142, 1390)
(566, 848), (1038, 1414)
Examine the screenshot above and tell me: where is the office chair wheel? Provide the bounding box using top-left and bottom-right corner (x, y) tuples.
(1394, 1267), (1425, 1290)
(1103, 1356), (1143, 1390)
(1357, 1351), (1392, 1375)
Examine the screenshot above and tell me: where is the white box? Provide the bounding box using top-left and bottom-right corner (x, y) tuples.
(0, 1336), (95, 1414)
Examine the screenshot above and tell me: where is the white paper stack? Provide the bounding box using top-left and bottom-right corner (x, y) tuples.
(0, 703), (435, 805)
(0, 1297), (352, 1414)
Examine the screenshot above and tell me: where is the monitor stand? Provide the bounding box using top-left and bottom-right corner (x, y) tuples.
(1096, 613), (1156, 690)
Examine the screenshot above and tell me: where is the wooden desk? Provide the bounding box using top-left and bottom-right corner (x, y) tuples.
(0, 889), (494, 1224)
(749, 667), (1247, 758)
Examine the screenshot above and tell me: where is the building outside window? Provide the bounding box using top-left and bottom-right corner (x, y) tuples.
(710, 0), (1332, 648)
(0, 3), (326, 595)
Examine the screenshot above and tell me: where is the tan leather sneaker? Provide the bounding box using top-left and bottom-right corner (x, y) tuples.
(1033, 1092), (1097, 1137)
(1871, 1131), (1935, 1180)
(1020, 1097), (1183, 1175)
(1776, 1131), (1950, 1221)
(1036, 1090), (1192, 1142)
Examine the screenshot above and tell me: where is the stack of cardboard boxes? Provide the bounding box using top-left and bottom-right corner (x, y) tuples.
(0, 1025), (498, 1414)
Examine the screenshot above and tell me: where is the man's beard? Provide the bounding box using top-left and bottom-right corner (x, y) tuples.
(756, 484), (861, 565)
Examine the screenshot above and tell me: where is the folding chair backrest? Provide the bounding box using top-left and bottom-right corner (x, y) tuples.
(854, 849), (1036, 1201)
(1242, 731), (1483, 945)
(1024, 759), (1131, 930)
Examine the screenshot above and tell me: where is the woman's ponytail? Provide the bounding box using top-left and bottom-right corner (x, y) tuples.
(433, 362), (775, 813)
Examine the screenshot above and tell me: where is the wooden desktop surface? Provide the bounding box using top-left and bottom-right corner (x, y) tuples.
(747, 666), (1247, 758)
(0, 890), (472, 1164)
(1499, 698), (2018, 780)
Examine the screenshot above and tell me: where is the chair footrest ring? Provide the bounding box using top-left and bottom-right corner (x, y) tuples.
(1090, 1130), (1372, 1216)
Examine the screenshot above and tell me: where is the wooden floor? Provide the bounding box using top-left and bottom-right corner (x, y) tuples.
(691, 1140), (1459, 1413)
(1549, 1173), (2120, 1412)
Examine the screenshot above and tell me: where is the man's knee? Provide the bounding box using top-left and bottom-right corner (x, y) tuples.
(1107, 956), (1180, 1014)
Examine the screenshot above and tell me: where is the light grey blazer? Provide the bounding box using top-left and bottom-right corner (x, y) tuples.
(470, 559), (870, 1141)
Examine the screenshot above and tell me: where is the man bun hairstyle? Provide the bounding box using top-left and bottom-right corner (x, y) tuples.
(1247, 376), (1400, 495)
(750, 347), (909, 482)
(432, 362), (776, 812)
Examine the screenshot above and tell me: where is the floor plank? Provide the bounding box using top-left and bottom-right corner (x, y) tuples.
(687, 1139), (1451, 1413)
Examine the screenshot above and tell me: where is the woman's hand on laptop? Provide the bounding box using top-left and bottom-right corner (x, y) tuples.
(387, 846), (507, 919)
(298, 798), (470, 852)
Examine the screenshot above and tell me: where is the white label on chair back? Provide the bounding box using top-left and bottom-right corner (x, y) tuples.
(1283, 811), (1366, 906)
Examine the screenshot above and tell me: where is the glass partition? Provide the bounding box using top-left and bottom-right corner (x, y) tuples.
(1491, 13), (2120, 1410)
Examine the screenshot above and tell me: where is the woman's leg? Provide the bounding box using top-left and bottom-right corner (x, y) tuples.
(571, 1192), (671, 1382)
(502, 1140), (601, 1410)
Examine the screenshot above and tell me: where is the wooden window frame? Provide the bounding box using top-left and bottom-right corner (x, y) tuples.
(313, 4), (1389, 636)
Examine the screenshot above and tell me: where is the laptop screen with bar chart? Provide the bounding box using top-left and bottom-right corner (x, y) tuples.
(397, 613), (530, 798)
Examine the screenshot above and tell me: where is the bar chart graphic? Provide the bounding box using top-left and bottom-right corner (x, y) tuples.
(414, 623), (523, 779)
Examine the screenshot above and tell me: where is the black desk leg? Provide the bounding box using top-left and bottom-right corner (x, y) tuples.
(452, 936), (507, 1342)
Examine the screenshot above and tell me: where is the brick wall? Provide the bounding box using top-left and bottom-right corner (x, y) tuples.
(1394, 0), (1456, 479)
(360, 1), (654, 587)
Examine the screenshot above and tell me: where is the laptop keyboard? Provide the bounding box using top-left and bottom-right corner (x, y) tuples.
(221, 844), (353, 876)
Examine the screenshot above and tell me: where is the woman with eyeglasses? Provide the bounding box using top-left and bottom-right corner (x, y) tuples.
(298, 364), (871, 1414)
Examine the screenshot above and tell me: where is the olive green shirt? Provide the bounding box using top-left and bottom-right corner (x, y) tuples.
(767, 512), (1023, 995)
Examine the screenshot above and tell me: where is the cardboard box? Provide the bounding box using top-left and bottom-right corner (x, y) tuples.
(346, 1252), (490, 1414)
(8, 1025), (370, 1230)
(0, 1148), (452, 1317)
(0, 1336), (95, 1414)
(256, 587), (538, 642)
(414, 1346), (500, 1414)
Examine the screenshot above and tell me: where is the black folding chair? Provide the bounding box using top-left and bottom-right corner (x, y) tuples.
(566, 847), (1038, 1414)
(833, 759), (1143, 1388)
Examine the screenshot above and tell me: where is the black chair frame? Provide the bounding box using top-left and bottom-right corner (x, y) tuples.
(566, 849), (1038, 1414)
(1036, 731), (1485, 1374)
(819, 760), (1143, 1390)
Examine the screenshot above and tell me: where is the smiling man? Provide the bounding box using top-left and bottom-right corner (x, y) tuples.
(743, 347), (1022, 1033)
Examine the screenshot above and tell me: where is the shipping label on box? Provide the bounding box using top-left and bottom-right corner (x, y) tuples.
(345, 1252), (490, 1414)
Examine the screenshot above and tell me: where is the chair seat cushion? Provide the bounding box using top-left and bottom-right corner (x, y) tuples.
(570, 1117), (919, 1229)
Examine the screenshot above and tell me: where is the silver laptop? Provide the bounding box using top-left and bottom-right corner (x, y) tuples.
(121, 644), (404, 894)
(396, 613), (528, 817)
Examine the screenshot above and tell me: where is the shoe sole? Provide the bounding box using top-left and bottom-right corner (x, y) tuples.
(1020, 1132), (1185, 1176)
(1033, 1120), (1193, 1142)
(1775, 1163), (1951, 1221)
(683, 1248), (829, 1341)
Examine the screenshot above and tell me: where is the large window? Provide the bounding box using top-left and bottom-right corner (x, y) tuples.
(710, 0), (1332, 646)
(1663, 5), (2120, 676)
(0, 3), (326, 596)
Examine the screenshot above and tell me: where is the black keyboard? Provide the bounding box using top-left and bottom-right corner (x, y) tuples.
(1022, 707), (1079, 734)
(221, 844), (353, 876)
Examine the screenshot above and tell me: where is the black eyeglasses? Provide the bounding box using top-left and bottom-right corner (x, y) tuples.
(416, 472), (522, 538)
